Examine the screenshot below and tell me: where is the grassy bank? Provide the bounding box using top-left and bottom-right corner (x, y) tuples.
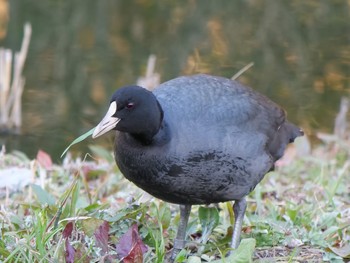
(0, 134), (349, 262)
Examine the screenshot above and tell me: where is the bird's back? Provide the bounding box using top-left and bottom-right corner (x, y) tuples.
(154, 74), (286, 155)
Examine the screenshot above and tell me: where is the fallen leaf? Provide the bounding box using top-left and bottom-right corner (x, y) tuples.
(329, 244), (350, 259)
(36, 149), (53, 170)
(65, 239), (75, 263)
(94, 220), (109, 255)
(123, 242), (144, 263)
(74, 243), (91, 263)
(115, 224), (147, 261)
(63, 222), (74, 239)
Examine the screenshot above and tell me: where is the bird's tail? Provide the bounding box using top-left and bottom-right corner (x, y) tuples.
(269, 121), (303, 161)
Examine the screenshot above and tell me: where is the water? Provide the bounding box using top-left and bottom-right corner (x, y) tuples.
(0, 0), (349, 161)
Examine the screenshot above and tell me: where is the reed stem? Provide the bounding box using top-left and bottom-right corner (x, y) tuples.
(0, 23), (31, 134)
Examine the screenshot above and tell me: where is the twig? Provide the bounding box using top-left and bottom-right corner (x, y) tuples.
(231, 62), (254, 80)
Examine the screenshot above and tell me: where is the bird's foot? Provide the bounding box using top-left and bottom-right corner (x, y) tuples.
(174, 238), (187, 250)
(170, 238), (187, 261)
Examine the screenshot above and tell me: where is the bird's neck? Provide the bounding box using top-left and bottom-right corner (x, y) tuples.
(129, 119), (169, 146)
(130, 132), (155, 145)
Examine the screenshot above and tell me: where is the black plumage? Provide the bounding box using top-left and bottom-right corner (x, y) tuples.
(92, 74), (303, 260)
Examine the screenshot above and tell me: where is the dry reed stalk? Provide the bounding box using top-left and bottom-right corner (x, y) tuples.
(0, 48), (11, 126)
(0, 23), (31, 133)
(231, 62), (254, 80)
(137, 54), (160, 91)
(334, 97), (349, 139)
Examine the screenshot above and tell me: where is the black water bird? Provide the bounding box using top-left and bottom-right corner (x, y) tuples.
(92, 74), (303, 260)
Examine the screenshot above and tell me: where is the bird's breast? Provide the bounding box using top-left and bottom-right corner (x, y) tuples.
(114, 135), (272, 204)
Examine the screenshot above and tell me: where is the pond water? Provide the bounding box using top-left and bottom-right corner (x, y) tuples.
(0, 0), (349, 161)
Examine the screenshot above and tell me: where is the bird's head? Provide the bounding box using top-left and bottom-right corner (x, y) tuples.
(92, 85), (163, 142)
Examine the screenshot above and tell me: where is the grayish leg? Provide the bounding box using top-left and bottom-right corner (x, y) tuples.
(231, 198), (247, 249)
(170, 204), (192, 261)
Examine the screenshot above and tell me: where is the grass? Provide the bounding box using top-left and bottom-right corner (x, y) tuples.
(0, 134), (349, 262)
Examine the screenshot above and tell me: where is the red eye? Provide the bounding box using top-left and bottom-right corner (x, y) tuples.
(126, 102), (134, 109)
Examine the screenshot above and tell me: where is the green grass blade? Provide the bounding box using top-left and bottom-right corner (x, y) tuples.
(199, 206), (219, 244)
(31, 184), (56, 206)
(60, 127), (95, 158)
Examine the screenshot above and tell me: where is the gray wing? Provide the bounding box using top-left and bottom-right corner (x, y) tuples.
(154, 74), (285, 145)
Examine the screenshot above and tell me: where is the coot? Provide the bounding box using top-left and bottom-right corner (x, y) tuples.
(92, 74), (303, 260)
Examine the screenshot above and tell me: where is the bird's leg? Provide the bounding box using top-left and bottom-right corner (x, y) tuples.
(170, 204), (191, 261)
(231, 198), (247, 249)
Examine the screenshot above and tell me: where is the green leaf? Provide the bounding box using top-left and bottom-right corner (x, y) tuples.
(0, 240), (10, 258)
(60, 127), (95, 158)
(174, 249), (187, 262)
(11, 150), (30, 162)
(31, 184), (56, 206)
(81, 218), (105, 237)
(158, 202), (171, 229)
(9, 214), (24, 227)
(198, 206), (219, 244)
(69, 179), (80, 216)
(84, 203), (109, 213)
(286, 207), (298, 223)
(322, 225), (340, 238)
(88, 145), (114, 163)
(211, 238), (256, 263)
(0, 246), (10, 258)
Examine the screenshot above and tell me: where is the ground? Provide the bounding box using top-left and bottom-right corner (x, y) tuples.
(0, 133), (349, 262)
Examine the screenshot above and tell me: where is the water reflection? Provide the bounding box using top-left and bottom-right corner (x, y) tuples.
(0, 0), (349, 160)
